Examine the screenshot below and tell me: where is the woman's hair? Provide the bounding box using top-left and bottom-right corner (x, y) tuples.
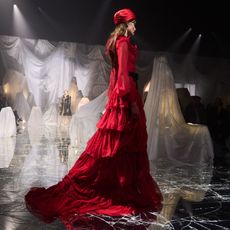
(105, 23), (127, 61)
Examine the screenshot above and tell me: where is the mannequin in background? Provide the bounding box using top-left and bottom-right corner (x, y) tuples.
(59, 90), (72, 116)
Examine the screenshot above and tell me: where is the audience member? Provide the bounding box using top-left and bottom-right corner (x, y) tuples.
(206, 97), (225, 144)
(184, 95), (207, 125)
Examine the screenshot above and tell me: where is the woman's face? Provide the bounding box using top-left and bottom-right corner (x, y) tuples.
(127, 21), (136, 36)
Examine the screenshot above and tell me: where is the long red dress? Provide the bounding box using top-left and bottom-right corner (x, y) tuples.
(25, 35), (163, 229)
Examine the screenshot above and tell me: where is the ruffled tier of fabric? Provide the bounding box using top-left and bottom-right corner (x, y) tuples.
(97, 106), (132, 131)
(97, 90), (139, 131)
(85, 125), (144, 159)
(25, 147), (162, 229)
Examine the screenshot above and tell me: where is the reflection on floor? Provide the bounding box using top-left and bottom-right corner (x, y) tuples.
(0, 126), (229, 230)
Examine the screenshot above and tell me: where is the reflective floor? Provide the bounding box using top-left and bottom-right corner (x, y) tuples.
(0, 125), (230, 230)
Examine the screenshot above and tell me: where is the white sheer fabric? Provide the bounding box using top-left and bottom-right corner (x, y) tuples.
(1, 35), (230, 111)
(0, 35), (227, 168)
(27, 106), (45, 128)
(0, 36), (75, 112)
(69, 90), (107, 150)
(0, 107), (16, 137)
(74, 44), (110, 99)
(27, 92), (36, 109)
(0, 106), (16, 168)
(0, 137), (16, 168)
(43, 104), (59, 125)
(144, 56), (214, 166)
(0, 36), (110, 117)
(77, 97), (90, 111)
(14, 91), (31, 121)
(27, 106), (45, 145)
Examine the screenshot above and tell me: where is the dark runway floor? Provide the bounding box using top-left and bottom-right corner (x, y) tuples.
(0, 126), (229, 230)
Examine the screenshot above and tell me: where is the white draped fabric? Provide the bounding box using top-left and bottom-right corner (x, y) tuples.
(1, 35), (229, 109)
(0, 137), (16, 168)
(74, 44), (110, 99)
(0, 35), (224, 166)
(27, 91), (36, 109)
(0, 36), (110, 117)
(69, 90), (108, 150)
(0, 106), (16, 137)
(0, 36), (75, 112)
(28, 106), (45, 128)
(43, 104), (59, 125)
(27, 106), (45, 145)
(77, 97), (90, 111)
(144, 57), (214, 166)
(14, 91), (31, 121)
(0, 106), (17, 168)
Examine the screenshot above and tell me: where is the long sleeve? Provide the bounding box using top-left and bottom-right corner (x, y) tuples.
(116, 39), (131, 97)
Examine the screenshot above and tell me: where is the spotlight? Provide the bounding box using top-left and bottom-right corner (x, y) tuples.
(12, 2), (34, 37)
(167, 27), (193, 52)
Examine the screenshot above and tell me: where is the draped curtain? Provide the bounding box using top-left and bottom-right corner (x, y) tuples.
(144, 56), (213, 166)
(1, 35), (229, 165)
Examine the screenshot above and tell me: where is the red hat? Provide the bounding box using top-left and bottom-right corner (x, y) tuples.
(114, 8), (136, 25)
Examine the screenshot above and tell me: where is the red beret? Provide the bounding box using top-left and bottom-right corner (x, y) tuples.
(114, 8), (136, 26)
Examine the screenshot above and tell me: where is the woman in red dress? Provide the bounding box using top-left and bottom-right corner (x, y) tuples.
(25, 8), (163, 228)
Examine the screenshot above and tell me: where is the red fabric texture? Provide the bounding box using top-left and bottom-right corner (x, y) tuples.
(114, 8), (136, 25)
(25, 36), (163, 229)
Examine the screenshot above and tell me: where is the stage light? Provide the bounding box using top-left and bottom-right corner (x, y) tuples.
(12, 2), (34, 37)
(167, 27), (193, 52)
(188, 35), (201, 55)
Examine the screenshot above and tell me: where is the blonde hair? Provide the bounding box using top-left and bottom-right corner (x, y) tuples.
(105, 23), (127, 59)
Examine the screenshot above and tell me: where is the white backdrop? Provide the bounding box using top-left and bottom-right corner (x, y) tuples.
(1, 35), (228, 165)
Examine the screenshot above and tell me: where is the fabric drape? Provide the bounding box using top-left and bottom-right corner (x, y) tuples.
(144, 56), (214, 166)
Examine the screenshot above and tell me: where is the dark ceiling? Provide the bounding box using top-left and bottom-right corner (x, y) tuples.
(0, 0), (230, 58)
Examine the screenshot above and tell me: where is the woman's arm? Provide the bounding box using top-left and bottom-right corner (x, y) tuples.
(116, 39), (130, 97)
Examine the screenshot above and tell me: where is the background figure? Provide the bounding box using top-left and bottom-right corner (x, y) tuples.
(13, 109), (22, 126)
(59, 90), (72, 116)
(206, 97), (225, 144)
(58, 97), (63, 115)
(184, 95), (207, 125)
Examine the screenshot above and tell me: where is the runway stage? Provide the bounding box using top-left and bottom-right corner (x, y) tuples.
(0, 126), (229, 230)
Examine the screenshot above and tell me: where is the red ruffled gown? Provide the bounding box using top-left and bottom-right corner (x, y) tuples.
(25, 35), (163, 228)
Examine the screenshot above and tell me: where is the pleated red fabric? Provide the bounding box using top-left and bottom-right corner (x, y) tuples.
(25, 36), (163, 229)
